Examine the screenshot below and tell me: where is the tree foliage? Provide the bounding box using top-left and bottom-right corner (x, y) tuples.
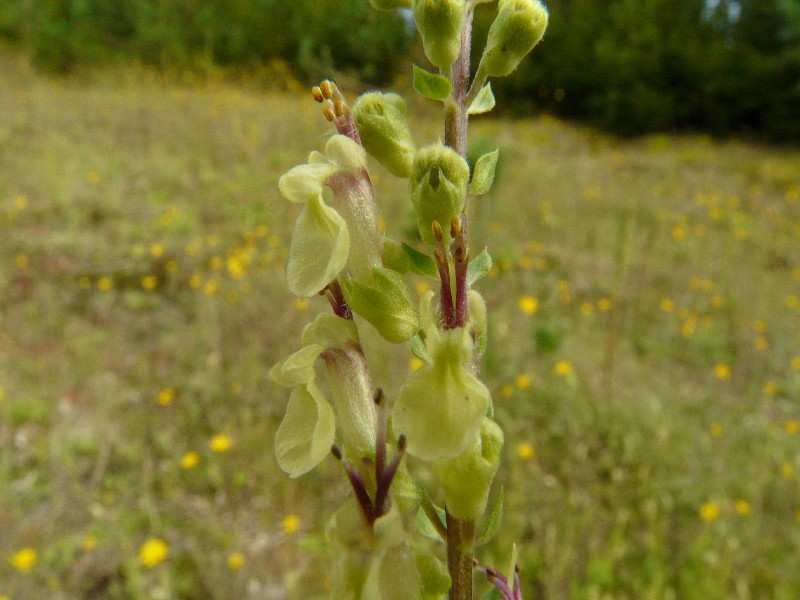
(1, 0), (798, 141)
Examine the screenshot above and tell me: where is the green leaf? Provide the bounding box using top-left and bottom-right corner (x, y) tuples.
(468, 82), (496, 115)
(469, 149), (499, 196)
(476, 486), (504, 546)
(340, 267), (419, 343)
(467, 248), (492, 286)
(402, 243), (438, 278)
(412, 64), (452, 102)
(410, 333), (430, 364)
(382, 237), (411, 274)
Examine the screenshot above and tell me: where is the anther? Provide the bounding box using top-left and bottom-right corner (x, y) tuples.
(333, 99), (345, 118)
(432, 220), (443, 243)
(374, 388), (384, 406)
(322, 105), (336, 122)
(320, 80), (333, 99)
(434, 248), (447, 267)
(450, 216), (461, 239)
(397, 434), (407, 452)
(331, 445), (343, 460)
(454, 245), (466, 264)
(312, 86), (324, 103)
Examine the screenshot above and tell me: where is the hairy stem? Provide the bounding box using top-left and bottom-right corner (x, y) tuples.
(445, 9), (476, 600)
(447, 512), (475, 600)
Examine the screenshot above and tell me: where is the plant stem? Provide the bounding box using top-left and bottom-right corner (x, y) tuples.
(444, 10), (473, 157)
(445, 10), (476, 600)
(447, 511), (475, 600)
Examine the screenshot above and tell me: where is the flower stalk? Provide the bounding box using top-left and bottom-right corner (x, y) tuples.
(271, 1), (549, 597)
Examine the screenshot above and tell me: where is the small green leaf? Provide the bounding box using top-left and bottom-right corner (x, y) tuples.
(415, 503), (447, 542)
(382, 237), (411, 274)
(412, 64), (452, 102)
(476, 486), (504, 546)
(467, 248), (492, 286)
(410, 333), (430, 364)
(402, 243), (438, 278)
(469, 148), (499, 196)
(468, 82), (496, 115)
(340, 267), (419, 343)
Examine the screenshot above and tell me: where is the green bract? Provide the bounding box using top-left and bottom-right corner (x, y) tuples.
(413, 0), (466, 71)
(479, 0), (549, 78)
(433, 417), (504, 519)
(286, 194), (350, 297)
(392, 294), (490, 460)
(410, 143), (470, 246)
(340, 267), (419, 344)
(352, 92), (416, 178)
(274, 381), (336, 478)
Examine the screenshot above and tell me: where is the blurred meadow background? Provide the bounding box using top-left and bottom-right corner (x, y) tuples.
(1, 1), (800, 598)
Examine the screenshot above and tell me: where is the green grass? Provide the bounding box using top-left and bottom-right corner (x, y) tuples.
(1, 52), (799, 599)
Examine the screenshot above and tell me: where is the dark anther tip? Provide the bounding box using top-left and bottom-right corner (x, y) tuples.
(397, 434), (407, 451)
(331, 445), (342, 460)
(374, 388), (384, 405)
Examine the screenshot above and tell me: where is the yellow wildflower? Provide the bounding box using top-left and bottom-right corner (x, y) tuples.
(515, 373), (531, 390)
(516, 442), (535, 460)
(555, 360), (573, 377)
(10, 547), (37, 572)
(138, 538), (169, 568)
(713, 364), (731, 380)
(156, 388), (175, 406)
(282, 514), (300, 535)
(734, 500), (751, 516)
(518, 295), (539, 315)
(700, 502), (720, 522)
(227, 552), (245, 571)
(209, 434), (232, 453)
(180, 451), (200, 469)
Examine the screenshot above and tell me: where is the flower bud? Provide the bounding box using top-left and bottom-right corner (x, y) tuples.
(352, 92), (416, 178)
(369, 0), (412, 9)
(410, 143), (470, 246)
(479, 0), (548, 78)
(392, 325), (490, 461)
(413, 0), (466, 71)
(433, 417), (503, 519)
(340, 267), (419, 343)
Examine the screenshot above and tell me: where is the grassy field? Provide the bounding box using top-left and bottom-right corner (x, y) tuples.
(1, 51), (800, 599)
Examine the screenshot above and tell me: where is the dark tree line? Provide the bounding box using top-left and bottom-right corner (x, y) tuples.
(477, 0), (800, 141)
(1, 0), (798, 142)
